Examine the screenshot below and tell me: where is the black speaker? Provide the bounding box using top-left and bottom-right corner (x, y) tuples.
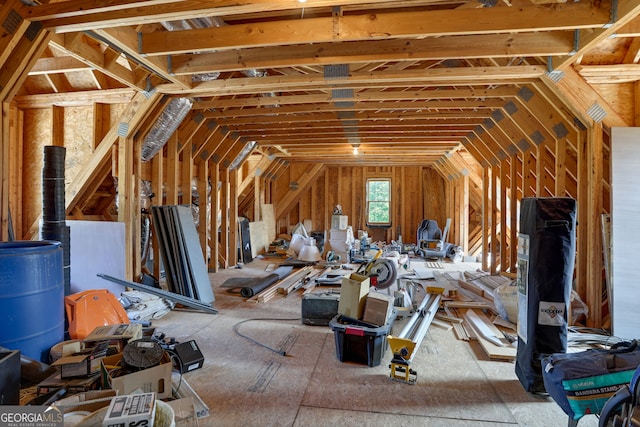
(172, 340), (204, 373)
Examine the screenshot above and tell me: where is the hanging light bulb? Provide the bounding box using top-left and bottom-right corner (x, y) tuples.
(352, 144), (359, 155)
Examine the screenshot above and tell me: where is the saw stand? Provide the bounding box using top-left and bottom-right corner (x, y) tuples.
(387, 291), (441, 384)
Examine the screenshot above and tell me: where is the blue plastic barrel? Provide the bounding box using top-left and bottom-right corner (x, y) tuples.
(0, 241), (64, 362)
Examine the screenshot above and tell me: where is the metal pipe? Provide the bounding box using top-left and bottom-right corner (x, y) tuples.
(406, 293), (441, 362)
(398, 292), (437, 339)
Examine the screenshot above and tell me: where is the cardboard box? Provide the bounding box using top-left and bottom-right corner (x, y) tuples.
(338, 273), (370, 319)
(102, 393), (155, 427)
(53, 390), (116, 415)
(37, 371), (100, 396)
(331, 215), (349, 230)
(101, 351), (173, 399)
(362, 292), (395, 326)
(52, 341), (109, 378)
(166, 398), (198, 427)
(84, 323), (143, 342)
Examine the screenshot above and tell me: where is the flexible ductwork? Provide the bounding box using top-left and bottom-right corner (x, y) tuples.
(141, 97), (193, 162)
(229, 140), (257, 170)
(161, 16), (273, 89)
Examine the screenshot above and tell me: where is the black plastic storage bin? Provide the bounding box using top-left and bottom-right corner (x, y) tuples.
(329, 314), (392, 367)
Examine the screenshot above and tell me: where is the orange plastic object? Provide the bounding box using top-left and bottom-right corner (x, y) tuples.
(65, 289), (130, 340)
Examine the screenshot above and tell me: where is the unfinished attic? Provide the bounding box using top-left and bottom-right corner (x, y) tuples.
(1, 0), (640, 424)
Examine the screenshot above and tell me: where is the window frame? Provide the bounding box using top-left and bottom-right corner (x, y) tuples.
(366, 178), (392, 226)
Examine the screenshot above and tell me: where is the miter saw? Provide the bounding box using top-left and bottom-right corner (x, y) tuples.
(355, 249), (398, 290)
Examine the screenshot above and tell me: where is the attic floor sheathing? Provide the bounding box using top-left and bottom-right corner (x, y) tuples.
(151, 258), (598, 427)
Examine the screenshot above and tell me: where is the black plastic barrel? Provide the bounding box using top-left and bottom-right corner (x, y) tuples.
(0, 241), (64, 362)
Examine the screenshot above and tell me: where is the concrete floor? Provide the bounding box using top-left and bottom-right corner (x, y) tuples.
(151, 257), (600, 427)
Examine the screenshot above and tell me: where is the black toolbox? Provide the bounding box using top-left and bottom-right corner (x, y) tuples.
(301, 291), (340, 326)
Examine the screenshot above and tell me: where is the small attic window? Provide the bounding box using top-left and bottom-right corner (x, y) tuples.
(366, 178), (391, 226)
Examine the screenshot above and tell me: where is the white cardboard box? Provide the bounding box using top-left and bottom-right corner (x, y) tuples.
(101, 351), (173, 399)
(102, 393), (155, 427)
(331, 215), (349, 230)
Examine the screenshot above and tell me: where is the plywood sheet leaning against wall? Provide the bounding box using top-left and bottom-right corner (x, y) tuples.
(22, 108), (51, 235)
(261, 204), (276, 244)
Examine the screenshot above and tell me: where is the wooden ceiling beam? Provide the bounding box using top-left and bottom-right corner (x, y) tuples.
(545, 66), (630, 127)
(237, 128), (476, 138)
(48, 33), (147, 90)
(92, 27), (191, 89)
(192, 120), (224, 163)
(0, 1), (31, 70)
(193, 87), (520, 109)
(13, 88), (136, 108)
(259, 139), (468, 148)
(215, 110), (494, 126)
(552, 0), (640, 70)
(226, 119), (483, 131)
(23, 0), (414, 32)
(203, 100), (505, 118)
(176, 111), (206, 152)
(29, 55), (89, 75)
(139, 4), (609, 56)
(173, 33), (573, 76)
(0, 30), (53, 101)
(159, 66), (544, 96)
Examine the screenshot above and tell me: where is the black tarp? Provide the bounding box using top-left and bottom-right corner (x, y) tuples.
(515, 197), (576, 393)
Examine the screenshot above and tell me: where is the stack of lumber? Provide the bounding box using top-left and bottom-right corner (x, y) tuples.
(432, 271), (517, 361)
(248, 266), (327, 303)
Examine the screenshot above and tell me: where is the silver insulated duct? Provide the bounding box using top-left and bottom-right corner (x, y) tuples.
(141, 97), (193, 162)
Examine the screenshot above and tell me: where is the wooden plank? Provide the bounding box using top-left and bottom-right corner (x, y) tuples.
(117, 135), (135, 280)
(229, 169), (239, 266)
(151, 149), (163, 280)
(0, 103), (9, 240)
(219, 168), (229, 268)
(490, 165), (497, 274)
(457, 279), (494, 303)
(181, 142), (193, 204)
(587, 123), (603, 328)
(210, 159), (220, 272)
(248, 221), (268, 258)
(166, 132), (180, 205)
(51, 106), (64, 147)
(575, 130), (589, 308)
(509, 154), (520, 273)
(261, 204), (276, 245)
(481, 167), (489, 271)
(464, 309), (516, 360)
(277, 266), (315, 295)
(499, 157), (509, 271)
(139, 5), (608, 56)
(275, 163), (325, 219)
(444, 301), (495, 313)
(464, 310), (505, 347)
(197, 159), (209, 264)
